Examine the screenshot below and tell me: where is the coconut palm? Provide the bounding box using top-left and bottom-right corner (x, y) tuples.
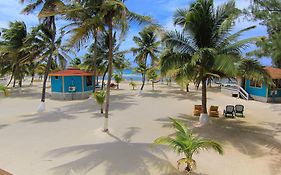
(131, 26), (161, 91)
(93, 90), (106, 114)
(63, 0), (105, 93)
(21, 0), (66, 112)
(154, 118), (223, 174)
(161, 0), (262, 124)
(113, 74), (122, 89)
(0, 21), (28, 87)
(96, 0), (153, 132)
(129, 81), (137, 90)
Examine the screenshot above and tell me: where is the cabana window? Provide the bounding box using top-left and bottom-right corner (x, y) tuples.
(250, 80), (262, 88)
(273, 79), (281, 89)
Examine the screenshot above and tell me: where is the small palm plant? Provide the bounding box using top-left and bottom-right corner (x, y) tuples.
(93, 91), (106, 114)
(154, 118), (223, 174)
(113, 74), (123, 89)
(147, 68), (158, 91)
(0, 84), (9, 97)
(129, 82), (137, 90)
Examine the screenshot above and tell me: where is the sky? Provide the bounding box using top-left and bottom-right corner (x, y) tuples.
(0, 0), (272, 67)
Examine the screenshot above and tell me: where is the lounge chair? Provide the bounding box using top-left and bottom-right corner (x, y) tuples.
(110, 83), (117, 89)
(223, 105), (235, 118)
(193, 105), (202, 116)
(209, 106), (219, 117)
(235, 105), (244, 117)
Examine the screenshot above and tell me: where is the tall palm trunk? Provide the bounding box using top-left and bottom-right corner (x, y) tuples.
(186, 83), (189, 92)
(13, 79), (16, 87)
(103, 17), (113, 132)
(38, 16), (56, 112)
(101, 65), (109, 90)
(201, 77), (207, 114)
(140, 72), (146, 90)
(92, 30), (98, 93)
(30, 72), (35, 85)
(6, 71), (14, 87)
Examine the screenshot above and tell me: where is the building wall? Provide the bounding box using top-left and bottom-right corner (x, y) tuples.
(64, 76), (83, 93)
(51, 76), (63, 92)
(83, 76), (95, 92)
(245, 80), (267, 97)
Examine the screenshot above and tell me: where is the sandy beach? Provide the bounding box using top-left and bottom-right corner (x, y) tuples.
(0, 81), (281, 175)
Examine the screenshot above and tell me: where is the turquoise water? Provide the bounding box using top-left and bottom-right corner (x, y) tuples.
(121, 69), (142, 81)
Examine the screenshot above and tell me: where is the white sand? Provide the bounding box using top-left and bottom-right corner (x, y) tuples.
(0, 81), (281, 175)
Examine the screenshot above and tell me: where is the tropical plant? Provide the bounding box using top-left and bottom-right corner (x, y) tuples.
(248, 0), (281, 68)
(70, 58), (81, 68)
(161, 0), (262, 124)
(131, 26), (161, 91)
(0, 84), (9, 96)
(113, 73), (123, 89)
(0, 21), (29, 87)
(146, 68), (158, 91)
(93, 90), (106, 114)
(154, 118), (223, 174)
(129, 81), (137, 90)
(63, 0), (105, 93)
(21, 0), (66, 112)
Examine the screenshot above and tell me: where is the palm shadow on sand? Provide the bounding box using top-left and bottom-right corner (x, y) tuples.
(156, 115), (281, 175)
(45, 127), (180, 175)
(20, 93), (136, 123)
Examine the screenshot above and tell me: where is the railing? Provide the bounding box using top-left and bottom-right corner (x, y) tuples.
(220, 83), (249, 100)
(237, 85), (249, 100)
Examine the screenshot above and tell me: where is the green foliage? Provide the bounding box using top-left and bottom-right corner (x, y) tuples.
(70, 58), (81, 68)
(248, 0), (281, 67)
(154, 118), (223, 173)
(129, 81), (137, 90)
(93, 90), (106, 113)
(147, 68), (158, 81)
(113, 74), (123, 84)
(161, 0), (262, 113)
(0, 84), (9, 96)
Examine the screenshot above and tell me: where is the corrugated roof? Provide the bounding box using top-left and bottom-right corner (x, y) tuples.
(264, 67), (281, 79)
(49, 68), (94, 76)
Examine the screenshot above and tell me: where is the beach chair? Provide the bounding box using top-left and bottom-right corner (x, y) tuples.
(209, 106), (219, 117)
(110, 83), (117, 89)
(223, 105), (235, 118)
(235, 105), (244, 117)
(193, 105), (202, 116)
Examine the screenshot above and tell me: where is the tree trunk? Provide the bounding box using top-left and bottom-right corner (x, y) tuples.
(117, 83), (119, 89)
(101, 105), (103, 114)
(13, 79), (16, 87)
(92, 30), (98, 93)
(40, 16), (56, 104)
(101, 66), (109, 90)
(104, 17), (113, 132)
(19, 79), (22, 87)
(140, 72), (146, 90)
(201, 77), (207, 114)
(6, 73), (14, 87)
(152, 81), (154, 91)
(40, 52), (53, 103)
(186, 83), (189, 92)
(30, 73), (35, 86)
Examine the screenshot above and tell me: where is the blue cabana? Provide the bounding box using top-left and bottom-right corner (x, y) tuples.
(245, 67), (281, 103)
(49, 68), (94, 100)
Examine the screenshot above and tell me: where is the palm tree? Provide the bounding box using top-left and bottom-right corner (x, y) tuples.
(129, 81), (137, 90)
(0, 21), (29, 88)
(113, 74), (122, 89)
(21, 0), (65, 112)
(146, 68), (158, 91)
(131, 26), (161, 91)
(63, 0), (105, 93)
(161, 0), (261, 124)
(154, 118), (223, 174)
(93, 91), (106, 114)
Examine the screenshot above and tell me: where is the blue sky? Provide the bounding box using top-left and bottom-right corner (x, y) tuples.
(0, 0), (272, 67)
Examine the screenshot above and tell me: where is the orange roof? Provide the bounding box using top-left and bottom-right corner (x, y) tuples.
(49, 68), (94, 76)
(264, 67), (281, 79)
